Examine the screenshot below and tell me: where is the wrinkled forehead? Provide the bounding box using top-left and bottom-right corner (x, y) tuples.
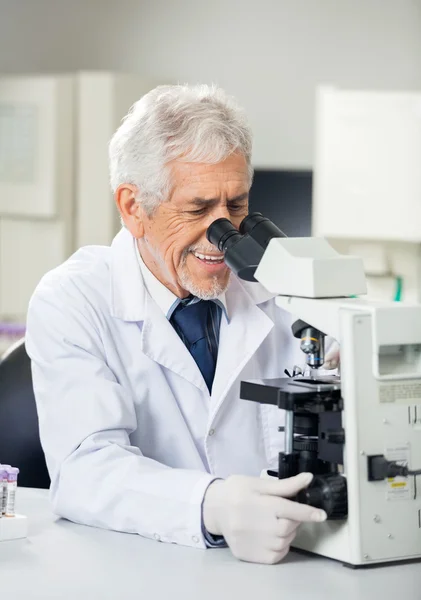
(168, 154), (251, 196)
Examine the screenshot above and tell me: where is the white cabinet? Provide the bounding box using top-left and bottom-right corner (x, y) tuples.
(0, 72), (155, 322)
(313, 87), (421, 303)
(0, 76), (74, 219)
(313, 87), (421, 243)
(0, 219), (68, 318)
(76, 72), (155, 248)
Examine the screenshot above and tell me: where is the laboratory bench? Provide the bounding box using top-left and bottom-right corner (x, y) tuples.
(1, 488), (420, 600)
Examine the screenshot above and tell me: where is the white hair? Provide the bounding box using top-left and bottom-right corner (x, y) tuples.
(108, 84), (253, 214)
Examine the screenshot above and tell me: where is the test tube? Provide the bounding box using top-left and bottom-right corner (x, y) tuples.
(0, 465), (10, 516)
(0, 468), (6, 518)
(5, 467), (19, 517)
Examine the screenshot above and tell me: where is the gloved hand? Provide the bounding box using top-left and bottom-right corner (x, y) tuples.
(203, 472), (326, 564)
(323, 340), (340, 370)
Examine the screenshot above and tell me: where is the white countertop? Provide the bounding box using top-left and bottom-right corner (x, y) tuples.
(1, 488), (420, 599)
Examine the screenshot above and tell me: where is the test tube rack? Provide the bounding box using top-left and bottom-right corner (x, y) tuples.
(0, 514), (28, 541)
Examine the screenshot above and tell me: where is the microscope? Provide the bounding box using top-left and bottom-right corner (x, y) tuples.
(207, 213), (421, 567)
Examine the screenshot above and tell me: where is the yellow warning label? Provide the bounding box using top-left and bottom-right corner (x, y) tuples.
(385, 445), (411, 501)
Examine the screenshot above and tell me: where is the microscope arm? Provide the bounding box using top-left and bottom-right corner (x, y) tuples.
(274, 295), (366, 343)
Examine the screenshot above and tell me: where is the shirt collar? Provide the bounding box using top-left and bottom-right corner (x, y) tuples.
(135, 239), (230, 322)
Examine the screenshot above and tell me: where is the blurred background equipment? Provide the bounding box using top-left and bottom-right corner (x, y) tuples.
(249, 170), (312, 238)
(0, 0), (420, 338)
(313, 86), (421, 304)
(0, 463), (27, 542)
(0, 72), (155, 326)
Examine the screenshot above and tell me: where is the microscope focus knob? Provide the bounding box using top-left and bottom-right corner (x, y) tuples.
(295, 473), (348, 520)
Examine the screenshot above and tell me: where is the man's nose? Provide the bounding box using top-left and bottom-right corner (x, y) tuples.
(207, 205), (234, 226)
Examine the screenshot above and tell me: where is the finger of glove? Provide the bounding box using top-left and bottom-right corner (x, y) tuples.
(323, 341), (340, 369)
(270, 530), (297, 553)
(264, 545), (291, 565)
(262, 495), (326, 523)
(256, 472), (313, 498)
(273, 496), (327, 523)
(275, 518), (300, 537)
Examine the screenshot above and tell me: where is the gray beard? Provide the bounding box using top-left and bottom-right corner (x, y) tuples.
(178, 267), (230, 300)
(142, 240), (230, 300)
(179, 249), (230, 299)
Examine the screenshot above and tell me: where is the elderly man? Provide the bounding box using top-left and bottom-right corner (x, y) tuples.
(26, 84), (327, 565)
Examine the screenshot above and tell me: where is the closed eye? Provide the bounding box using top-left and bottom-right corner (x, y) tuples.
(187, 208), (207, 216)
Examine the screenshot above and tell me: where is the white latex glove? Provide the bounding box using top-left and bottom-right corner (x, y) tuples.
(203, 473), (326, 564)
(323, 340), (340, 370)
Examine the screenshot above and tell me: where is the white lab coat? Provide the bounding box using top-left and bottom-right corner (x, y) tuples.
(26, 227), (304, 549)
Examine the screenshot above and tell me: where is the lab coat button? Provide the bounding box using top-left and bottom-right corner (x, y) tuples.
(209, 429), (215, 436)
(192, 535), (199, 544)
(154, 533), (161, 541)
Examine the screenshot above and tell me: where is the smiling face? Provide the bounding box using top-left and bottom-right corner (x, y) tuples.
(116, 153), (250, 299)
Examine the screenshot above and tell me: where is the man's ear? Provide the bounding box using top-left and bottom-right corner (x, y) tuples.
(115, 184), (146, 238)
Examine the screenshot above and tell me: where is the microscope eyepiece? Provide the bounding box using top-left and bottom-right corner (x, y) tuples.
(239, 212), (265, 234)
(206, 218), (243, 252)
(206, 213), (287, 282)
(240, 212), (287, 249)
(206, 217), (265, 282)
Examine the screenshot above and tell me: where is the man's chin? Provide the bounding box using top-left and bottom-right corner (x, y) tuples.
(179, 271), (231, 300)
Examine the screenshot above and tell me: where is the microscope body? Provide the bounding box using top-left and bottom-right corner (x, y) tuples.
(207, 214), (421, 567)
(252, 240), (421, 566)
(247, 297), (421, 566)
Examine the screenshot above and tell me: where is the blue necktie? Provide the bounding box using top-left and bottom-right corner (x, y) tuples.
(170, 300), (219, 393)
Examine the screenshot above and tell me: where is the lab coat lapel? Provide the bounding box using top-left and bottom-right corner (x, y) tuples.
(210, 278), (275, 414)
(109, 228), (148, 322)
(109, 228), (207, 391)
(141, 294), (207, 391)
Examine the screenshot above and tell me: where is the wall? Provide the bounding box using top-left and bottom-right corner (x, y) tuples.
(1, 0), (420, 315)
(1, 0), (420, 168)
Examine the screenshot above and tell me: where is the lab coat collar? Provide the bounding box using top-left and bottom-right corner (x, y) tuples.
(109, 228), (149, 322)
(109, 227), (274, 322)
